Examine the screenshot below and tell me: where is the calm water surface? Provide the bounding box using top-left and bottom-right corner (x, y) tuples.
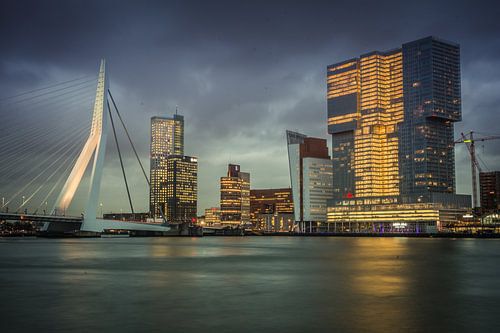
(1, 237), (499, 332)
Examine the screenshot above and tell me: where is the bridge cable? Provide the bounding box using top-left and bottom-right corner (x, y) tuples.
(0, 78), (98, 107)
(0, 89), (96, 133)
(107, 99), (134, 214)
(0, 115), (90, 167)
(0, 122), (89, 181)
(108, 90), (167, 224)
(18, 140), (84, 211)
(0, 75), (93, 102)
(36, 149), (82, 214)
(2, 125), (89, 209)
(0, 121), (90, 176)
(2, 125), (90, 208)
(108, 89), (150, 186)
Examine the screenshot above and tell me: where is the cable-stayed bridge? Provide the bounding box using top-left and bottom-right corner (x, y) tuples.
(0, 60), (170, 235)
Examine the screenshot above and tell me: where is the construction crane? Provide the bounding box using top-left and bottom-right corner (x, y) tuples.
(454, 131), (500, 210)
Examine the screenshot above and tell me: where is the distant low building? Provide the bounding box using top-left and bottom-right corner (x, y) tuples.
(204, 207), (221, 226)
(250, 188), (294, 230)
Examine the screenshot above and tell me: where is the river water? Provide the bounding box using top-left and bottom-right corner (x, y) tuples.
(0, 237), (499, 332)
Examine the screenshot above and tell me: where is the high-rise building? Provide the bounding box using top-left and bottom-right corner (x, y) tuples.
(399, 37), (461, 197)
(286, 131), (333, 225)
(327, 49), (403, 199)
(326, 36), (470, 232)
(165, 155), (198, 224)
(220, 164), (250, 226)
(480, 171), (500, 213)
(151, 114), (184, 156)
(150, 114), (188, 218)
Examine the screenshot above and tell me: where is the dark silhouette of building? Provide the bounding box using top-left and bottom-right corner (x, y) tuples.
(480, 171), (500, 213)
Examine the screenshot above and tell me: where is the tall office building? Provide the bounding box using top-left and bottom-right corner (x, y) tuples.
(327, 49), (403, 199)
(399, 37), (461, 197)
(326, 37), (469, 232)
(480, 171), (500, 213)
(150, 114), (190, 218)
(286, 130), (333, 225)
(220, 164), (250, 226)
(165, 155), (198, 223)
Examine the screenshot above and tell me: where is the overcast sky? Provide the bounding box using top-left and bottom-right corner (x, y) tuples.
(1, 0), (500, 215)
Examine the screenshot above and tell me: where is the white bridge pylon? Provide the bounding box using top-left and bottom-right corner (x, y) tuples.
(46, 60), (169, 233)
(53, 59), (108, 225)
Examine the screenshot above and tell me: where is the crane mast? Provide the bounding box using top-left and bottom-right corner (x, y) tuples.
(455, 131), (500, 213)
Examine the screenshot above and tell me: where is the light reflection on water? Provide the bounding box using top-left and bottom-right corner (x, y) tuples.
(0, 237), (499, 333)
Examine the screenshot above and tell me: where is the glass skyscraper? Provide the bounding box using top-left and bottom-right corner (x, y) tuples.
(326, 36), (470, 232)
(150, 114), (185, 218)
(399, 37), (461, 198)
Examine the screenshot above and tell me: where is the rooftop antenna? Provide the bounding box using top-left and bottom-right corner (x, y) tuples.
(175, 105), (178, 115)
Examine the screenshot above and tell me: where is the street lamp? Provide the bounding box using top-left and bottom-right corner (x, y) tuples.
(100, 202), (103, 218)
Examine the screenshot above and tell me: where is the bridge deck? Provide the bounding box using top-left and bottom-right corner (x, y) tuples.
(0, 213), (83, 224)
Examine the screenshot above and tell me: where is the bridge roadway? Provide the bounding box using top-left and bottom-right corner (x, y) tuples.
(0, 212), (173, 234)
(0, 212), (83, 224)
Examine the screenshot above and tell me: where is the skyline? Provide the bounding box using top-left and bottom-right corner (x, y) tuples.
(1, 1), (500, 214)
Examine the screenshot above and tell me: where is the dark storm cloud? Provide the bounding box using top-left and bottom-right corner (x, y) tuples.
(1, 0), (500, 212)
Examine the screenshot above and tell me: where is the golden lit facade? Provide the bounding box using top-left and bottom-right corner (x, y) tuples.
(327, 199), (467, 233)
(250, 188), (294, 229)
(327, 51), (403, 199)
(150, 114), (184, 217)
(327, 60), (359, 198)
(220, 164), (250, 226)
(326, 37), (470, 232)
(165, 155), (197, 224)
(355, 50), (403, 197)
(204, 207), (221, 226)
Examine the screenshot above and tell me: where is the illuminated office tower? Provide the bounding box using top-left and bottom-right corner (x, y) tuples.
(286, 130), (333, 225)
(326, 36), (470, 232)
(328, 37), (462, 200)
(326, 59), (358, 199)
(165, 155), (198, 224)
(150, 114), (184, 217)
(220, 164), (250, 226)
(327, 50), (403, 199)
